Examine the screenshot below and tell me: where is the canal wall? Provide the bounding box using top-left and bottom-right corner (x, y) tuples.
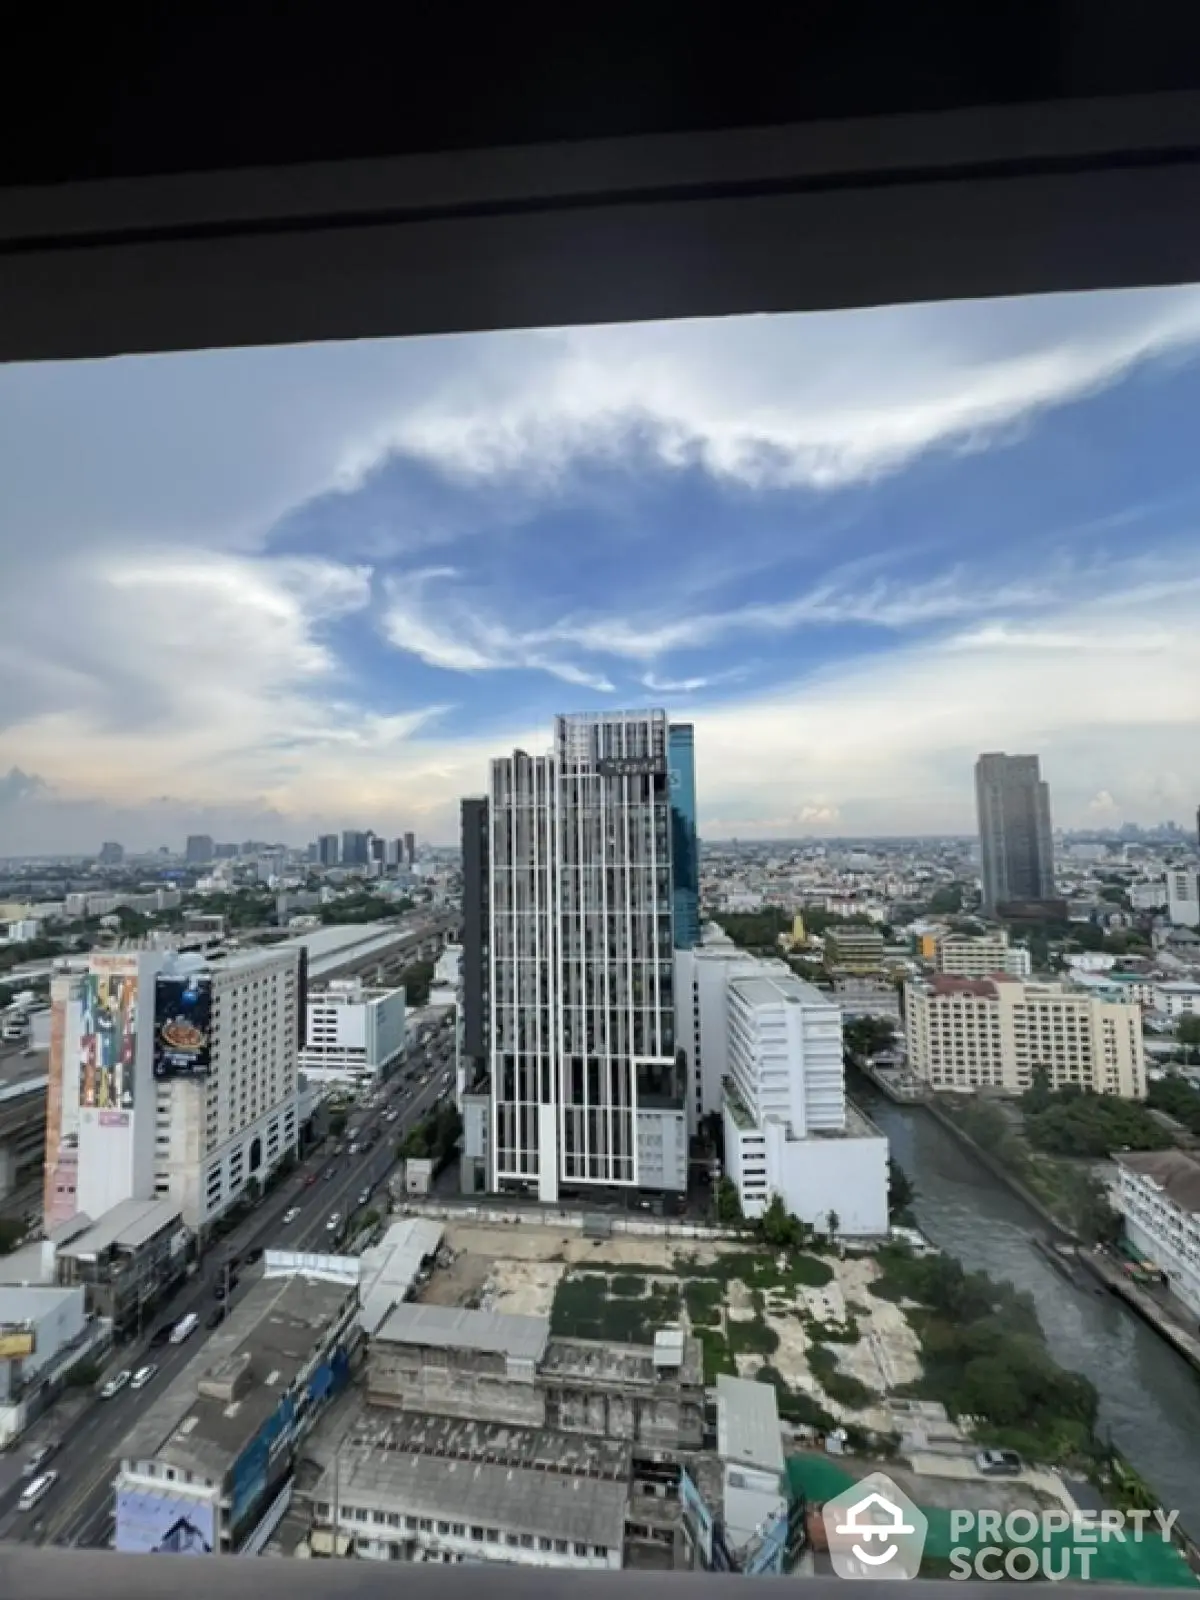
(1079, 1248), (1200, 1377)
(919, 1097), (1078, 1242)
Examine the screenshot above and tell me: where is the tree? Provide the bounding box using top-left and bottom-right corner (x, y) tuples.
(928, 884), (965, 916)
(329, 1110), (348, 1138)
(844, 1016), (897, 1059)
(715, 1177), (743, 1225)
(1021, 1066), (1054, 1115)
(826, 1209), (840, 1242)
(887, 1158), (915, 1220)
(0, 1217), (24, 1254)
(1179, 1015), (1200, 1048)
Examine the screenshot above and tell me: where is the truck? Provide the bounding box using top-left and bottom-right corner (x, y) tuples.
(169, 1312), (198, 1344)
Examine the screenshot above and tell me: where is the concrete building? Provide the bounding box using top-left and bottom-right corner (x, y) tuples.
(317, 834), (340, 867)
(975, 752), (1056, 915)
(823, 924), (886, 973)
(674, 944), (772, 1126)
(906, 975), (1147, 1097)
(1113, 1150), (1200, 1318)
(366, 1303), (704, 1454)
(342, 830), (372, 868)
(99, 842), (125, 865)
(43, 947), (304, 1233)
(0, 1278), (98, 1447)
(1167, 867), (1200, 929)
(480, 710), (686, 1202)
(297, 979), (407, 1089)
(713, 1375), (789, 1573)
(309, 1408), (629, 1569)
(185, 835), (215, 866)
(932, 928), (1032, 979)
(114, 1253), (359, 1555)
(53, 1197), (187, 1335)
(1152, 981), (1200, 1020)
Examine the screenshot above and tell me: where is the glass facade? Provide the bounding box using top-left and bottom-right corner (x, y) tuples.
(669, 722), (700, 949)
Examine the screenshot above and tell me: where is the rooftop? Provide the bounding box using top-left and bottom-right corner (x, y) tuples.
(56, 1197), (183, 1259)
(268, 918), (448, 980)
(716, 1374), (785, 1474)
(119, 1269), (355, 1482)
(541, 1332), (703, 1390)
(0, 1283), (80, 1327)
(1117, 1149), (1200, 1214)
(359, 1218), (444, 1335)
(374, 1303), (550, 1364)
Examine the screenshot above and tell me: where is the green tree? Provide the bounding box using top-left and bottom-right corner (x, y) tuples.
(329, 1110), (348, 1138)
(887, 1158), (915, 1219)
(715, 1176), (743, 1225)
(1021, 1066), (1054, 1115)
(1179, 1015), (1200, 1049)
(844, 1016), (897, 1059)
(826, 1209), (840, 1241)
(928, 884), (965, 915)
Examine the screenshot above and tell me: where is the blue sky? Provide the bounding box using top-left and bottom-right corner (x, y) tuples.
(0, 286), (1198, 852)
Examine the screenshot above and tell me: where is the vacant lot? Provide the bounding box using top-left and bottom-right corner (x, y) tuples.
(426, 1223), (922, 1427)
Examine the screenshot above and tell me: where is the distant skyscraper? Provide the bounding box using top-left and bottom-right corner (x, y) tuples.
(341, 830), (371, 867)
(404, 831), (416, 867)
(668, 722), (700, 949)
(185, 834), (214, 866)
(369, 833), (385, 864)
(480, 709), (684, 1203)
(975, 753), (1055, 914)
(98, 841), (124, 865)
(317, 834), (340, 867)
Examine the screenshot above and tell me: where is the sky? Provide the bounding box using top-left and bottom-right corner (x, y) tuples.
(1, 284), (1199, 854)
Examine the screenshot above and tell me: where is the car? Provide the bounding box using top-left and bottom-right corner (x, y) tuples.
(357, 1189), (372, 1208)
(130, 1364), (158, 1391)
(23, 1442), (57, 1477)
(323, 1166), (337, 1182)
(303, 1172), (317, 1187)
(283, 1206), (300, 1224)
(326, 1213), (341, 1233)
(100, 1370), (132, 1400)
(975, 1448), (1023, 1476)
(206, 1307), (225, 1330)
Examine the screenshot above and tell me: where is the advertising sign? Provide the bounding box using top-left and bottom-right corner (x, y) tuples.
(0, 1328), (35, 1360)
(115, 1487), (216, 1555)
(154, 974), (213, 1079)
(597, 754), (665, 778)
(79, 971), (138, 1112)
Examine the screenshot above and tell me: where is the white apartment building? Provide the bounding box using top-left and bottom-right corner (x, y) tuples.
(905, 975), (1146, 1098)
(1152, 982), (1200, 1021)
(701, 957), (887, 1234)
(298, 979), (407, 1089)
(674, 944), (778, 1127)
(49, 947), (303, 1234)
(934, 929), (1031, 980)
(1130, 881), (1168, 912)
(1113, 1151), (1200, 1318)
(1167, 868), (1200, 929)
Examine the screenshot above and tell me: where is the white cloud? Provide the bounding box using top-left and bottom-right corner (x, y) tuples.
(387, 288), (1200, 492)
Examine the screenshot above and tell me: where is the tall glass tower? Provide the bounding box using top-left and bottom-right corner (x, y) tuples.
(975, 752), (1055, 915)
(668, 722), (700, 949)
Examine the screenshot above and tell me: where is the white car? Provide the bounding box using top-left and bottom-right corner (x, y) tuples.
(326, 1213), (341, 1233)
(100, 1370), (132, 1400)
(283, 1207), (300, 1224)
(18, 1470), (58, 1512)
(130, 1364), (158, 1391)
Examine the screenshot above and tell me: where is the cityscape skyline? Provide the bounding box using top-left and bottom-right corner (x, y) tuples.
(3, 286), (1200, 853)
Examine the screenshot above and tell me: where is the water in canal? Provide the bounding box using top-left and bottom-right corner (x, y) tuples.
(863, 1088), (1200, 1534)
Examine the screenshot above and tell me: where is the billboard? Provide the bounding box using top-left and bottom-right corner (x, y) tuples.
(115, 1487), (216, 1555)
(597, 754), (665, 778)
(0, 1328), (35, 1360)
(79, 970), (138, 1112)
(153, 974), (213, 1079)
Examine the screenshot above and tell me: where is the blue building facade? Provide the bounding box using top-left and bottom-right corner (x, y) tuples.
(668, 722), (700, 950)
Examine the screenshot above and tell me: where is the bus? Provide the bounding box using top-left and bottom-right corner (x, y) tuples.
(169, 1312), (199, 1344)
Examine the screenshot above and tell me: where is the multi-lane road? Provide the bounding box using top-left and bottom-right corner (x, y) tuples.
(0, 1020), (457, 1551)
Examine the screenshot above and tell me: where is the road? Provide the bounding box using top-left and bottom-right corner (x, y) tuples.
(0, 1021), (457, 1551)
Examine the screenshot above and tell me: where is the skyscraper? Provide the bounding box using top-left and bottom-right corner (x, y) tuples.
(185, 834), (214, 865)
(404, 831), (416, 867)
(975, 752), (1055, 914)
(668, 722), (700, 949)
(317, 833), (340, 867)
(481, 709), (685, 1202)
(341, 830), (371, 867)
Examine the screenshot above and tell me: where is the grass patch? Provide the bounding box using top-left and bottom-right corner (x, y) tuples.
(757, 1365), (836, 1429)
(550, 1270), (681, 1343)
(727, 1317), (780, 1357)
(610, 1273), (647, 1298)
(805, 1316), (861, 1344)
(684, 1278), (724, 1328)
(807, 1343), (876, 1409)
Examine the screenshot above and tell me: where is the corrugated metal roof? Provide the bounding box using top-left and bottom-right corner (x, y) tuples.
(56, 1197), (183, 1258)
(358, 1218), (444, 1335)
(374, 1301), (550, 1363)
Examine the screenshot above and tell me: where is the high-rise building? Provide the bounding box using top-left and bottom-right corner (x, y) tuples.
(98, 841), (124, 865)
(385, 837), (405, 868)
(975, 752), (1055, 914)
(317, 833), (340, 867)
(1167, 867), (1200, 928)
(369, 833), (386, 864)
(404, 831), (416, 867)
(668, 722), (700, 950)
(482, 709), (685, 1202)
(185, 834), (215, 866)
(341, 830), (371, 867)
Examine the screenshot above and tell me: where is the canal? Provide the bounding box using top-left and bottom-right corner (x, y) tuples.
(863, 1088), (1200, 1534)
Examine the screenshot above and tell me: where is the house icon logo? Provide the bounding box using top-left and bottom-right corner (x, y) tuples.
(823, 1472), (928, 1580)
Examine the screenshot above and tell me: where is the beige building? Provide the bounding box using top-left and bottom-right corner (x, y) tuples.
(905, 975), (1146, 1098)
(932, 929), (1031, 980)
(824, 924), (885, 973)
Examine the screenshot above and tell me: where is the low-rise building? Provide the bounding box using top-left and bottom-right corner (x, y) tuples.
(1113, 1150), (1200, 1318)
(1153, 982), (1200, 1021)
(298, 979), (407, 1089)
(823, 925), (886, 974)
(906, 975), (1147, 1097)
(1167, 868), (1200, 929)
(114, 1253), (359, 1554)
(932, 928), (1031, 980)
(53, 1198), (188, 1335)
